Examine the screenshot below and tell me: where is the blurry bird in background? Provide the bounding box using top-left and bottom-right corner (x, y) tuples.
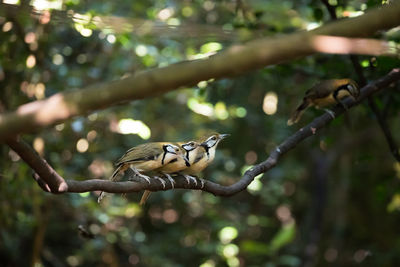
(287, 79), (359, 125)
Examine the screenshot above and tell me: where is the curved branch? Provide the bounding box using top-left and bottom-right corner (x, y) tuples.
(9, 69), (400, 196)
(1, 2), (400, 141)
(6, 137), (68, 193)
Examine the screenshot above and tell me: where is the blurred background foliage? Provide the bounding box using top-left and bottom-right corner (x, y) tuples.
(1, 0), (400, 266)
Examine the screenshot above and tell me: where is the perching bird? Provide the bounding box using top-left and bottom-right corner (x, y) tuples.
(287, 79), (359, 125)
(139, 133), (229, 204)
(182, 133), (230, 177)
(139, 141), (199, 205)
(97, 142), (186, 203)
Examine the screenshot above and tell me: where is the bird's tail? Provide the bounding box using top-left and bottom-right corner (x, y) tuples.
(97, 165), (123, 203)
(139, 190), (151, 205)
(287, 100), (310, 126)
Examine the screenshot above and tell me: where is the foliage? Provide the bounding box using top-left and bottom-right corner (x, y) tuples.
(1, 0), (400, 266)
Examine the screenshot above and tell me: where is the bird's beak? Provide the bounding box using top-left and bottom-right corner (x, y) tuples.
(219, 133), (230, 140)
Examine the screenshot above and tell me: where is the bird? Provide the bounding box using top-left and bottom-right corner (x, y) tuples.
(139, 133), (229, 204)
(181, 133), (230, 181)
(287, 79), (359, 125)
(97, 142), (187, 203)
(139, 140), (199, 205)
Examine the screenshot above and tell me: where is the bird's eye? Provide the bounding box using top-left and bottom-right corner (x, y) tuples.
(212, 136), (217, 140)
(347, 84), (354, 90)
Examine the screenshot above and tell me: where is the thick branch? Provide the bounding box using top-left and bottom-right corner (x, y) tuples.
(10, 69), (400, 196)
(1, 2), (400, 141)
(6, 137), (68, 193)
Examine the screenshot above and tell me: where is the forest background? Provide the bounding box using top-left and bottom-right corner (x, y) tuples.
(1, 0), (400, 266)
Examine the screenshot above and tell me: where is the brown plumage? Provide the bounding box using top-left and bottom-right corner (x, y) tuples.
(139, 141), (197, 205)
(182, 133), (229, 176)
(98, 142), (183, 203)
(287, 79), (359, 125)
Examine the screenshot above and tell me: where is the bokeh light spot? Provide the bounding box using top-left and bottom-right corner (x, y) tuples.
(163, 209), (179, 223)
(52, 54), (64, 65)
(26, 54), (36, 68)
(222, 244), (239, 258)
(33, 137), (45, 156)
(107, 34), (116, 43)
(219, 226), (238, 244)
(263, 91), (278, 115)
(235, 107), (247, 118)
(135, 45), (148, 57)
(118, 119), (151, 140)
(76, 138), (89, 153)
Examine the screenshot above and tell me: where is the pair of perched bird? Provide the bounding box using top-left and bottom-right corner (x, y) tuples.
(97, 133), (229, 204)
(287, 79), (360, 125)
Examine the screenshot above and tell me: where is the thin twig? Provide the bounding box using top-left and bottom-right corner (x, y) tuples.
(8, 69), (400, 197)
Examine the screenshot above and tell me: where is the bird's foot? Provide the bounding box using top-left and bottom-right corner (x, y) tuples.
(199, 178), (205, 189)
(324, 108), (335, 119)
(162, 173), (175, 189)
(183, 174), (197, 186)
(154, 176), (166, 189)
(129, 167), (151, 184)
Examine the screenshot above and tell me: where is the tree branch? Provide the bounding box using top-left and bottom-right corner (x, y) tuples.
(8, 69), (400, 197)
(6, 137), (68, 193)
(321, 0), (400, 162)
(1, 2), (399, 141)
(349, 33), (400, 163)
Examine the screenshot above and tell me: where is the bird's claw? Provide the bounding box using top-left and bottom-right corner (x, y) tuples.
(129, 167), (151, 184)
(199, 178), (205, 189)
(324, 108), (335, 119)
(139, 174), (151, 184)
(154, 176), (166, 189)
(163, 173), (175, 189)
(183, 175), (197, 186)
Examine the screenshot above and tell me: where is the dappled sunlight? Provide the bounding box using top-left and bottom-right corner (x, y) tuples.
(117, 118), (151, 140)
(218, 227), (240, 267)
(31, 0), (63, 10)
(2, 1), (400, 266)
(187, 98), (247, 120)
(76, 138), (89, 153)
(33, 137), (45, 156)
(187, 98), (214, 117)
(3, 0), (19, 4)
(263, 91), (278, 115)
(311, 35), (398, 56)
(158, 7), (175, 21)
(219, 226), (238, 244)
(26, 54), (36, 68)
(20, 82), (46, 99)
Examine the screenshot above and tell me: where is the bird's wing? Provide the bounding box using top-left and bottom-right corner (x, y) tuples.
(115, 142), (166, 165)
(304, 80), (335, 99)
